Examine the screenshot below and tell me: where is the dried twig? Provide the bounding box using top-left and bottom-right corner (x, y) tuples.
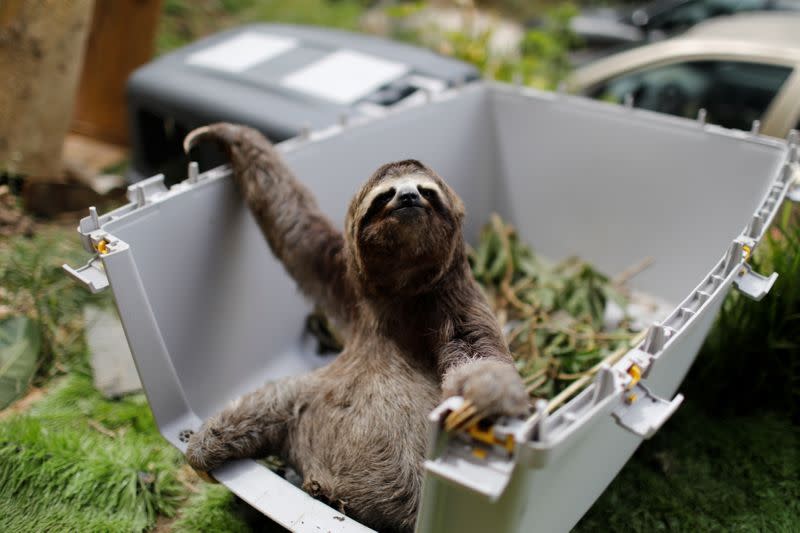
(613, 256), (654, 286)
(522, 366), (548, 384)
(525, 375), (548, 394)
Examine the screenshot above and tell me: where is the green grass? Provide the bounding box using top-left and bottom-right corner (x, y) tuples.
(687, 203), (800, 421)
(171, 485), (252, 533)
(0, 225), (110, 382)
(0, 375), (185, 532)
(0, 498), (142, 532)
(576, 403), (800, 532)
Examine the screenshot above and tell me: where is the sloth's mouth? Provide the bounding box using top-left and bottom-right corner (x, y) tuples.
(391, 205), (425, 217)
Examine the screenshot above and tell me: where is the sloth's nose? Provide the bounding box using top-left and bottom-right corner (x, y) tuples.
(398, 190), (420, 206)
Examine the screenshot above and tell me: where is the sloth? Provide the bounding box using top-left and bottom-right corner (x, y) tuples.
(183, 123), (529, 532)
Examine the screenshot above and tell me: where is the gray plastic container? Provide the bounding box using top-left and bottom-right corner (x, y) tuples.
(126, 23), (477, 183)
(65, 82), (798, 532)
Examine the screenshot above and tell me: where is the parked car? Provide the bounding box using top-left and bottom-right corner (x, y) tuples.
(567, 13), (800, 137)
(569, 0), (800, 50)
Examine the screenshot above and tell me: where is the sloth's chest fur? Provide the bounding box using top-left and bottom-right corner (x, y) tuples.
(286, 331), (440, 503)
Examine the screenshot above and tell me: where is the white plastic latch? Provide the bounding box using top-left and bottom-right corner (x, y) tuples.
(63, 257), (109, 293)
(423, 398), (523, 501)
(733, 263), (778, 301)
(424, 445), (516, 501)
(127, 173), (167, 208)
(612, 383), (683, 439)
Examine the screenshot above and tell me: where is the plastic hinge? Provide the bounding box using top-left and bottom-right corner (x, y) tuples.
(612, 383), (683, 439)
(733, 263), (778, 301)
(63, 257), (108, 293)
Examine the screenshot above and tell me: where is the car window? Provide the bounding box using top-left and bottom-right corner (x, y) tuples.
(588, 60), (792, 131)
(772, 0), (800, 10)
(648, 0), (768, 32)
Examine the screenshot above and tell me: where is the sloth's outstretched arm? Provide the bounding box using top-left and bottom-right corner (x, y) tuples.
(185, 376), (304, 472)
(437, 289), (529, 421)
(184, 123), (356, 325)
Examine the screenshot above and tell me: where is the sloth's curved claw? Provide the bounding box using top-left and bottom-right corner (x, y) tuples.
(442, 359), (529, 432)
(183, 122), (244, 154)
(444, 400), (478, 432)
(183, 125), (215, 154)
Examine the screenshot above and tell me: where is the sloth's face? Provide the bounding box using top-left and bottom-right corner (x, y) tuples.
(347, 160), (465, 296)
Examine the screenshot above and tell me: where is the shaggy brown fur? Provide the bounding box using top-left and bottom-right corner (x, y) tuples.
(182, 123), (528, 531)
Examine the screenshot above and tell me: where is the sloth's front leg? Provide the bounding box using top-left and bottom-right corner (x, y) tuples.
(441, 358), (529, 429)
(185, 376), (303, 473)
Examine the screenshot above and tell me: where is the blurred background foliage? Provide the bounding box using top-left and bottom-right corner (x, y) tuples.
(158, 0), (582, 88)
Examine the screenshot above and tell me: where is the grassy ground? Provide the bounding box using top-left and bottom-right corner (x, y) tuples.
(577, 405), (799, 532)
(1, 0), (798, 531)
(0, 375), (183, 532)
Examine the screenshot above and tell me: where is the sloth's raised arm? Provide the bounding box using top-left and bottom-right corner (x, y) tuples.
(185, 123), (357, 325)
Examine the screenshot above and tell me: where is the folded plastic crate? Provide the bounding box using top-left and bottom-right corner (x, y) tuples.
(125, 23), (477, 184)
(65, 82), (799, 532)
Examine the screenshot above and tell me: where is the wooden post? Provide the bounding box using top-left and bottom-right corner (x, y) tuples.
(71, 0), (163, 146)
(0, 0), (95, 179)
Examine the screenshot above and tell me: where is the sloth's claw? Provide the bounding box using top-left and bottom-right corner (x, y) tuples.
(442, 359), (529, 432)
(459, 412), (488, 432)
(444, 400), (478, 432)
(444, 406), (490, 432)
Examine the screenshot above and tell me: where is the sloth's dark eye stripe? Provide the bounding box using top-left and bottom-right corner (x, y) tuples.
(372, 188), (396, 208)
(359, 188), (396, 232)
(418, 185), (447, 214)
(417, 186), (436, 200)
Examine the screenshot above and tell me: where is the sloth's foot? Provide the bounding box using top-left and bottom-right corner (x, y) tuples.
(442, 359), (529, 430)
(185, 425), (231, 474)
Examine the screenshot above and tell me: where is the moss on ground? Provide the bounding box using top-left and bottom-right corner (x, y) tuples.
(171, 485), (252, 533)
(0, 375), (184, 532)
(0, 370), (262, 532)
(577, 403), (800, 532)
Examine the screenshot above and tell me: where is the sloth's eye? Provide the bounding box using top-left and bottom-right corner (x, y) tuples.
(417, 186), (436, 200)
(373, 188), (395, 207)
